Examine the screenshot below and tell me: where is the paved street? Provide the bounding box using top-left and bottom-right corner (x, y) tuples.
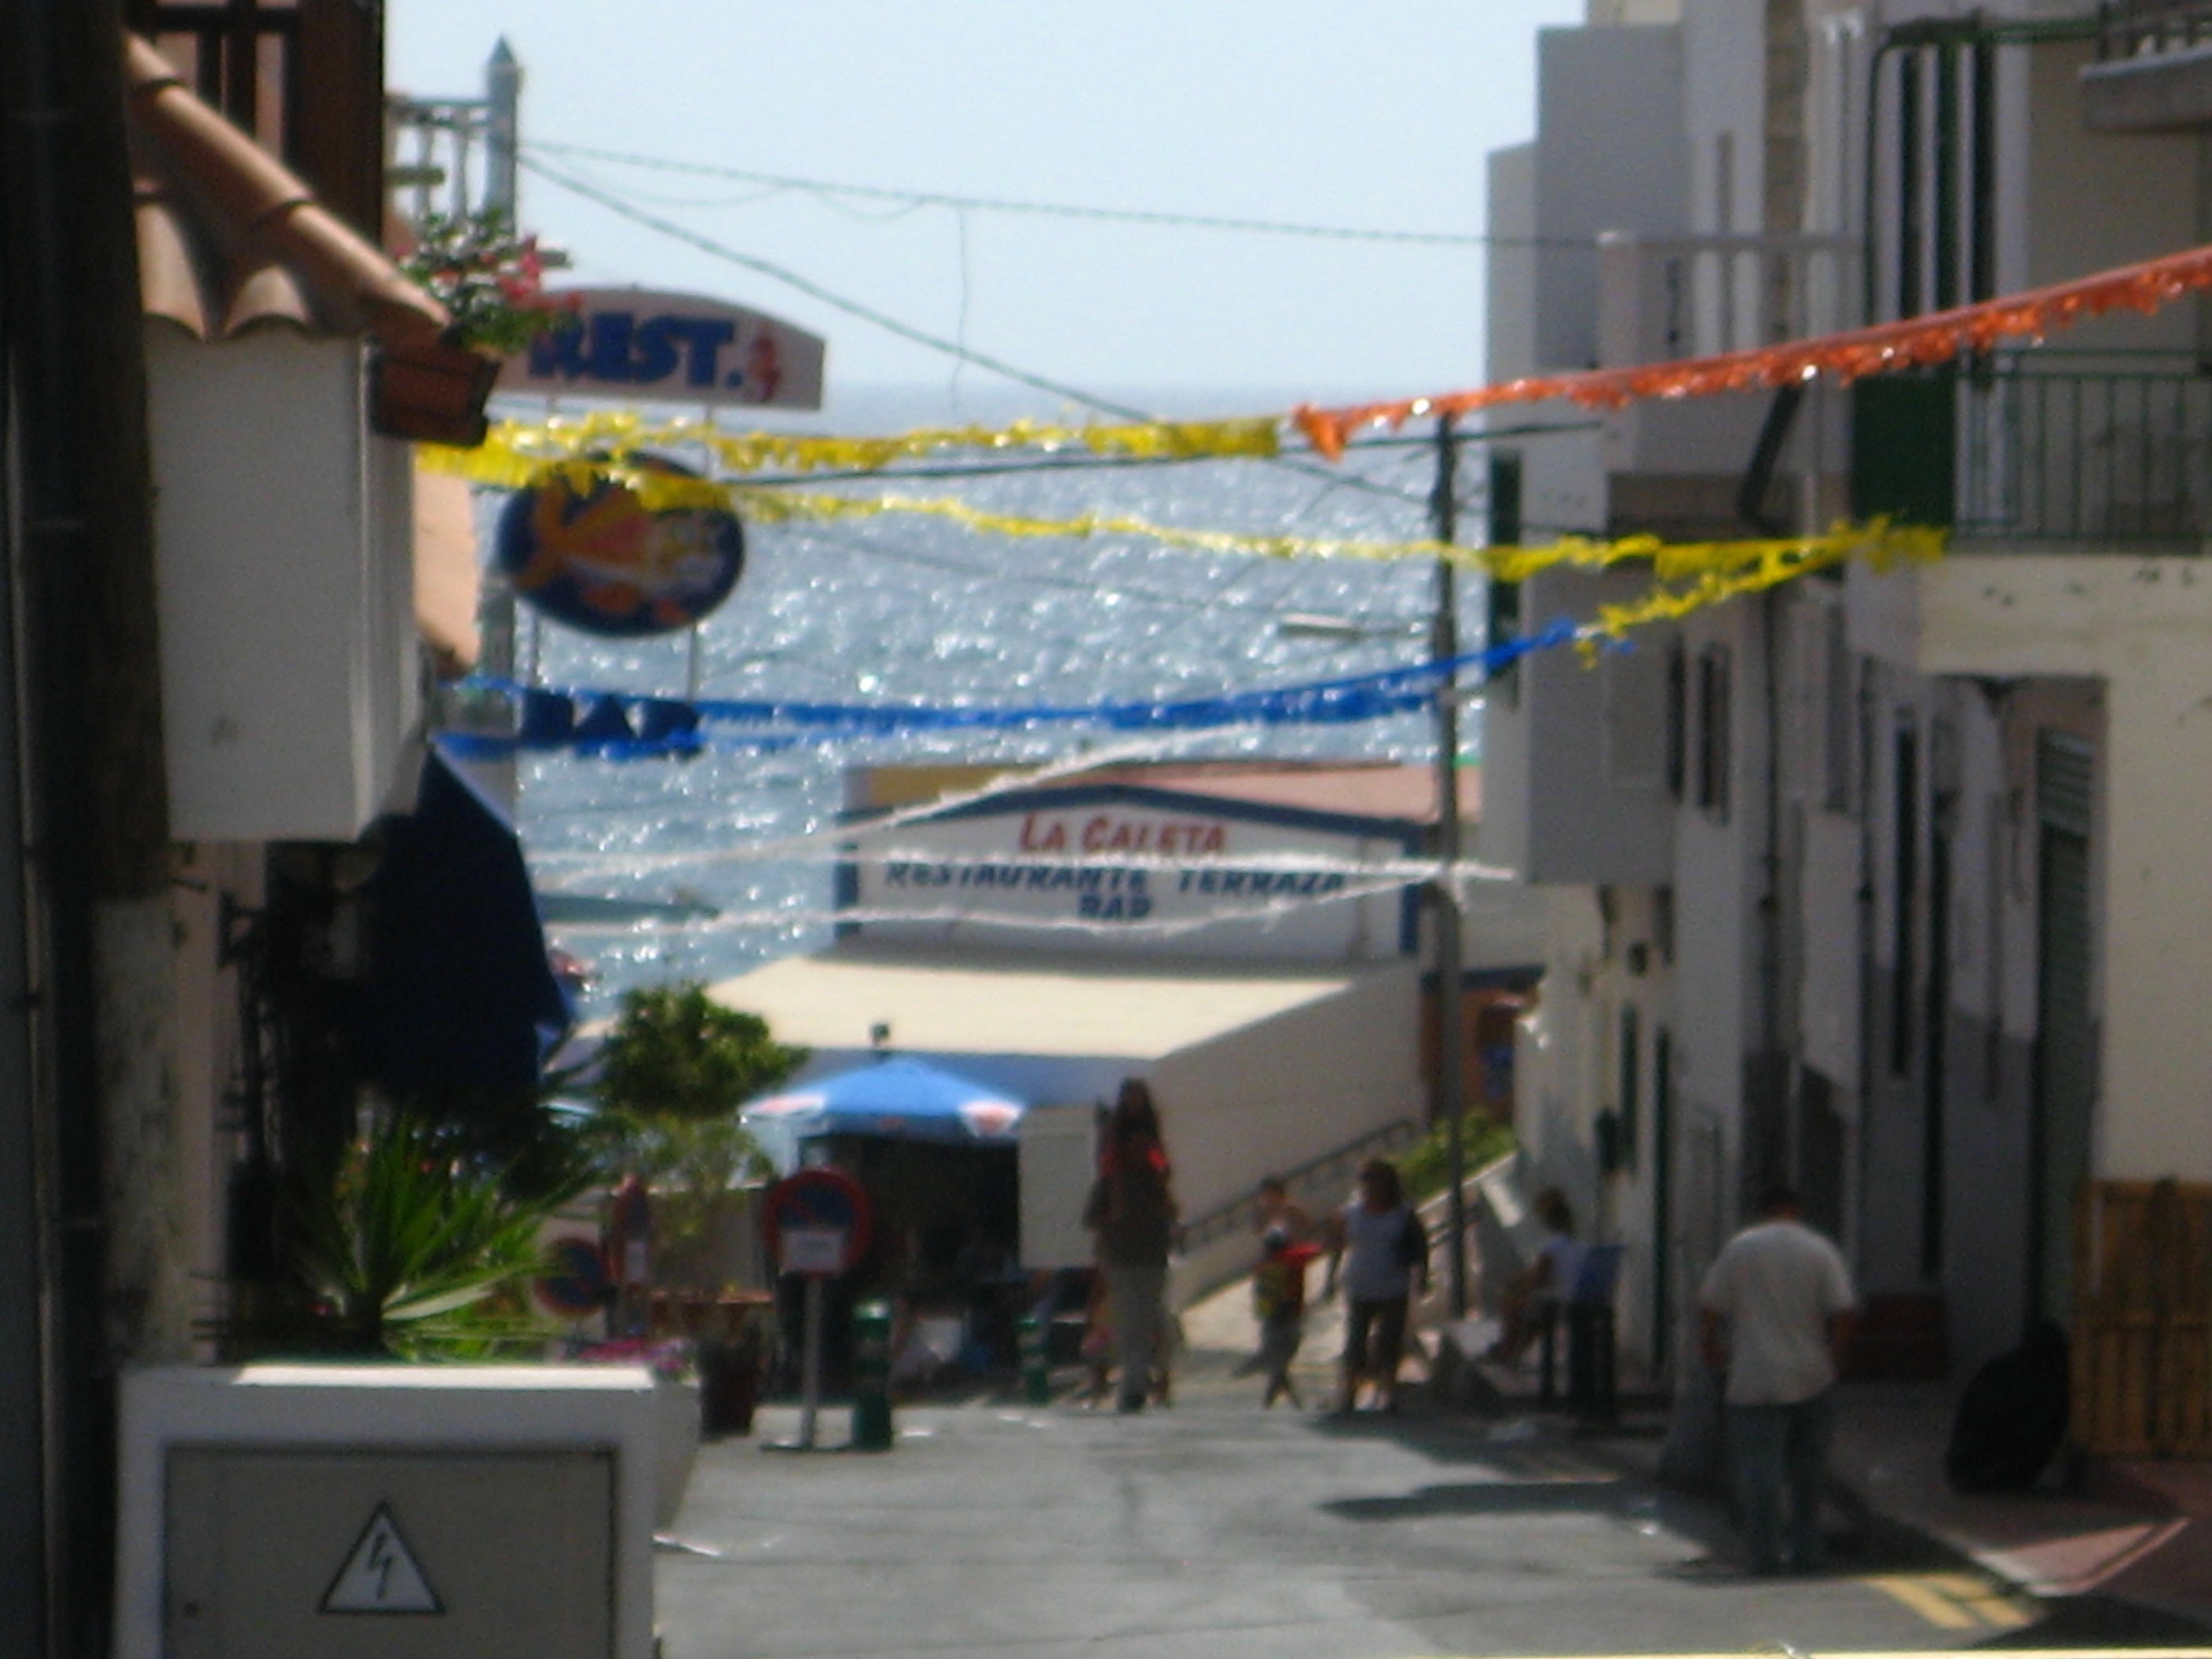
(654, 1353), (2066, 1659)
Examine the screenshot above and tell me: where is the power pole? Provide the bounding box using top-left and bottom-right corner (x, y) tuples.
(1430, 416), (1470, 1320)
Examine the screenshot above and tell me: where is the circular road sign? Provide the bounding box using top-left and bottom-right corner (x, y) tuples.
(762, 1167), (873, 1277)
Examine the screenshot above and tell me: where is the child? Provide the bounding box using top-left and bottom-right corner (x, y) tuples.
(1253, 1224), (1322, 1408)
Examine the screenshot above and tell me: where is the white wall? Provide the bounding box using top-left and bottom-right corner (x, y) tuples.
(1533, 24), (1691, 371)
(146, 329), (421, 843)
(1155, 960), (1426, 1226)
(1889, 554), (2212, 1181)
(2022, 41), (2200, 346)
(1487, 565), (1678, 884)
(1488, 144), (1540, 386)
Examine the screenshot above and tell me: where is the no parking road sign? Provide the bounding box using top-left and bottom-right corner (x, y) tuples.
(763, 1167), (872, 1278)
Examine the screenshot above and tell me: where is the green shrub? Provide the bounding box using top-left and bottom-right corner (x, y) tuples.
(1397, 1111), (1516, 1204)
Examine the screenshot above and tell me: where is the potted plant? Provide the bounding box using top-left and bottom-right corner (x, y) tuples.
(214, 1111), (571, 1361)
(584, 983), (805, 1434)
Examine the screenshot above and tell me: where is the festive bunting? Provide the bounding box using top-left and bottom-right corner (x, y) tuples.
(448, 621), (1581, 761)
(423, 240), (2212, 478)
(444, 514), (1943, 762)
(420, 409), (1284, 481)
(421, 430), (1942, 583)
(1580, 522), (1944, 648)
(1293, 240), (2212, 457)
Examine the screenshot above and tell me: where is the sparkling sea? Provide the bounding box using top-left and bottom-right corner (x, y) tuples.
(507, 384), (1477, 1024)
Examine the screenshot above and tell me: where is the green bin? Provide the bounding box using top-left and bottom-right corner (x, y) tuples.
(850, 1300), (895, 1451)
(1018, 1313), (1051, 1404)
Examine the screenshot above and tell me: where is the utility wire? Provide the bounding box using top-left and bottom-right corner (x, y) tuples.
(523, 152), (1436, 511)
(526, 139), (1598, 251)
(522, 153), (1154, 423)
(521, 156), (1588, 516)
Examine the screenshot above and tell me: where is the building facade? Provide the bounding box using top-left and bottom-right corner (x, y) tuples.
(1481, 0), (2212, 1387)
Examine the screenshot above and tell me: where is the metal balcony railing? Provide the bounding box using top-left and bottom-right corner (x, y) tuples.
(2096, 0), (2212, 59)
(1955, 353), (2212, 547)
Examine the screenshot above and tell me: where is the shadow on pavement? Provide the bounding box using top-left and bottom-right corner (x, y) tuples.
(1324, 1481), (1644, 1522)
(1971, 1592), (2212, 1649)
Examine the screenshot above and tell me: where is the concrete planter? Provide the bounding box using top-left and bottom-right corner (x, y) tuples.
(654, 1375), (702, 1531)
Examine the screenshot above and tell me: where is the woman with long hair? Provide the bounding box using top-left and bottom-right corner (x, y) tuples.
(1324, 1156), (1428, 1414)
(1081, 1079), (1178, 1412)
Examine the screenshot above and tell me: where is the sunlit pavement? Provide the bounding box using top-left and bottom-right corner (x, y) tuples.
(649, 1335), (2207, 1659)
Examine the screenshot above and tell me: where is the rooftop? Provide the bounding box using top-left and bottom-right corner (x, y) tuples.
(709, 939), (1404, 1060)
(126, 31), (495, 445)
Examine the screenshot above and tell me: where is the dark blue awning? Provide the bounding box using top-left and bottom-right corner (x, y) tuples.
(358, 746), (573, 1097)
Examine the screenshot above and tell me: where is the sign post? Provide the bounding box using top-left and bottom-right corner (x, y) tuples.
(760, 1168), (871, 1451)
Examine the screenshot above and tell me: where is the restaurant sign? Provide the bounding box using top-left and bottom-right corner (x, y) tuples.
(848, 800), (1408, 960)
(497, 287), (826, 409)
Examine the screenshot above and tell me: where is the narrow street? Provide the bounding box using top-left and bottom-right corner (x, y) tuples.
(654, 1351), (2075, 1659)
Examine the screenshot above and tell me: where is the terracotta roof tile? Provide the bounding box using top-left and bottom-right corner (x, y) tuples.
(124, 32), (496, 445)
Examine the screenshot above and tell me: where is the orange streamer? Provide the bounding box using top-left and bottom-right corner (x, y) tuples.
(1292, 241), (2212, 458)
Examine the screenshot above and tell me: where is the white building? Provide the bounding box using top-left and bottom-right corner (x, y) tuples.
(1481, 0), (2212, 1392)
(712, 761), (1544, 1293)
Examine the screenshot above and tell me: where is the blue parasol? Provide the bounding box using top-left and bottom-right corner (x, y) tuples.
(742, 1057), (1025, 1145)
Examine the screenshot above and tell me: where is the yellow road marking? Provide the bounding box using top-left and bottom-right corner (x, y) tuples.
(1866, 1575), (1983, 1628)
(1922, 1571), (2034, 1631)
(1865, 1572), (2034, 1631)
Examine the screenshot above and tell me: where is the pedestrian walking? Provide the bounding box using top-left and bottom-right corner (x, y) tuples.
(1252, 1223), (1321, 1408)
(1323, 1157), (1428, 1415)
(1252, 1173), (1313, 1243)
(1697, 1184), (1857, 1575)
(1082, 1079), (1178, 1413)
(1235, 1174), (1314, 1381)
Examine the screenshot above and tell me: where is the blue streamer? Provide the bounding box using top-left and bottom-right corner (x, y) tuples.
(444, 617), (1584, 760)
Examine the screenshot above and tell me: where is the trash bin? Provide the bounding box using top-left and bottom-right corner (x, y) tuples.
(700, 1338), (760, 1436)
(1019, 1313), (1052, 1404)
(850, 1300), (894, 1451)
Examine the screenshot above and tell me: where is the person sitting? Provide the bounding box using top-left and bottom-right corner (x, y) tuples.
(1486, 1188), (1582, 1367)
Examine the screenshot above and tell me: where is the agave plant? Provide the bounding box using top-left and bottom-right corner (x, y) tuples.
(252, 1114), (568, 1358)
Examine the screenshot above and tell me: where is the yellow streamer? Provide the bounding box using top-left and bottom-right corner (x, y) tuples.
(420, 411), (1284, 479)
(416, 438), (1945, 603)
(1583, 522), (1945, 646)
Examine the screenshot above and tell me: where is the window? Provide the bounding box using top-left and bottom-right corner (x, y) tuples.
(1618, 1004), (1642, 1174)
(1664, 641), (1687, 800)
(1602, 647), (1668, 789)
(1695, 644), (1732, 818)
(1891, 715), (1920, 1075)
(1485, 452), (1523, 704)
(1823, 604), (1854, 812)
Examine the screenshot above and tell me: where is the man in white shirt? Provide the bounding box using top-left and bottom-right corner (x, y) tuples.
(1697, 1185), (1856, 1574)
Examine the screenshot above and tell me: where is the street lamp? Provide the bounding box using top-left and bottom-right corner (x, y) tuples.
(1428, 414), (1472, 1320)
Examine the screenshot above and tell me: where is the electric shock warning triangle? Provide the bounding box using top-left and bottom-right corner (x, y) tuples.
(320, 1503), (443, 1615)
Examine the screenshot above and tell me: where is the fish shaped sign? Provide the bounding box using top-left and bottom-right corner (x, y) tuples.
(495, 453), (744, 636)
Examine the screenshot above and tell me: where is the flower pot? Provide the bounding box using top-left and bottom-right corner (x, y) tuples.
(699, 1341), (760, 1437)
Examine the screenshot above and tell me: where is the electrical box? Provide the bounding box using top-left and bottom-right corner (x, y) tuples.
(117, 1365), (662, 1659)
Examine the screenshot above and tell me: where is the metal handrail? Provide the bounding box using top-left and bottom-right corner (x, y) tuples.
(2097, 0), (2212, 60)
(1954, 353), (2212, 547)
(1174, 1117), (1423, 1254)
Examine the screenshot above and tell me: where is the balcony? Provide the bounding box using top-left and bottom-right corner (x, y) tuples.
(2082, 2), (2212, 131)
(1854, 353), (2212, 551)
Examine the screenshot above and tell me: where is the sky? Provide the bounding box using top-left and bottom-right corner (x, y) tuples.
(387, 2), (1586, 424)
